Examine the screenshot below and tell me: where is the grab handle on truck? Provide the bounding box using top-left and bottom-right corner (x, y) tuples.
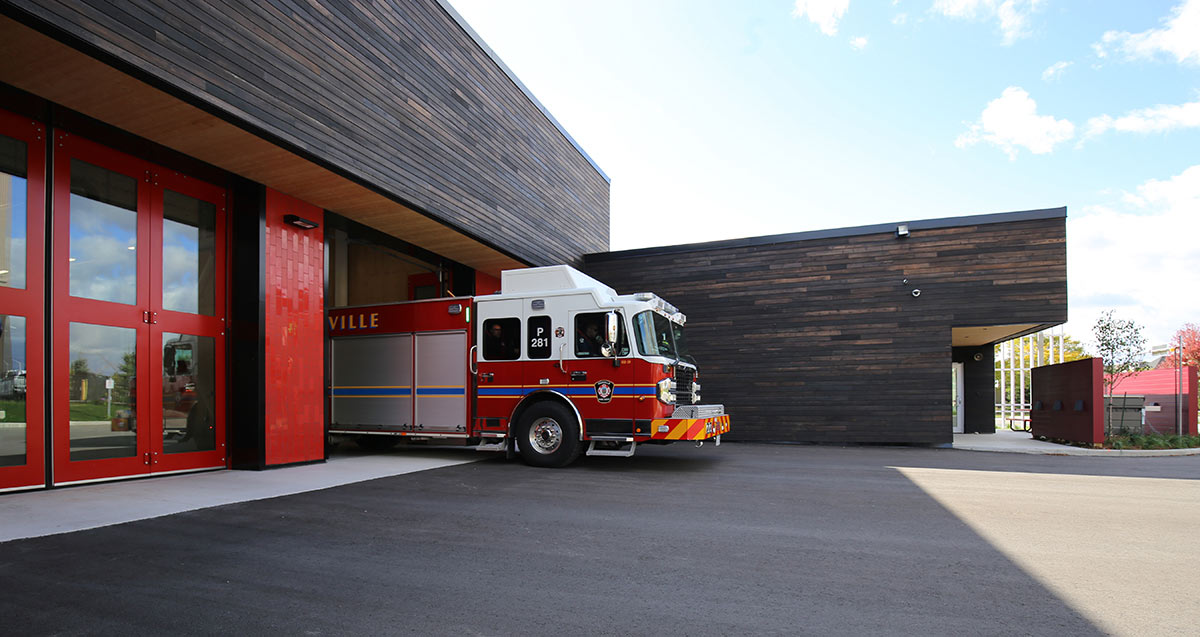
(558, 343), (567, 373)
(469, 345), (478, 374)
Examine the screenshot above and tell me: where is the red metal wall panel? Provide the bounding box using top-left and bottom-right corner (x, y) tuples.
(264, 189), (325, 466)
(1031, 358), (1103, 445)
(1108, 367), (1197, 435)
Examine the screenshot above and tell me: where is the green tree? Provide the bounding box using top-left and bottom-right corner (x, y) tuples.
(1060, 335), (1087, 362)
(69, 358), (91, 400)
(1093, 310), (1149, 425)
(110, 351), (136, 406)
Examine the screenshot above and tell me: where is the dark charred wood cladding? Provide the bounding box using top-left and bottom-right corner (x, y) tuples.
(583, 210), (1067, 445)
(2, 0), (608, 265)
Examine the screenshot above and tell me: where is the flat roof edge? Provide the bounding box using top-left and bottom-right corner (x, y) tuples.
(435, 0), (610, 183)
(585, 206), (1067, 262)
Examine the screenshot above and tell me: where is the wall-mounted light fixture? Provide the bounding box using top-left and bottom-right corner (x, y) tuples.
(896, 224), (909, 238)
(284, 214), (319, 230)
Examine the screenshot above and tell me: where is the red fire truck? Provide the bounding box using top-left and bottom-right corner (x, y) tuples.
(327, 265), (730, 467)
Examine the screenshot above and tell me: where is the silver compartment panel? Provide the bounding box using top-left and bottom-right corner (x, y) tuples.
(331, 334), (413, 428)
(414, 331), (468, 433)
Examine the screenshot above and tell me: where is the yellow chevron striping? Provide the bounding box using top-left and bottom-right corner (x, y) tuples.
(667, 420), (691, 440)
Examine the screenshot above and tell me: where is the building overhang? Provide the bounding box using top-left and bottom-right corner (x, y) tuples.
(0, 14), (524, 276)
(952, 323), (1061, 347)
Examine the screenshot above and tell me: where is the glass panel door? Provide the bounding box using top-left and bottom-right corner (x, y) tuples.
(52, 135), (150, 483)
(0, 110), (46, 491)
(51, 134), (226, 483)
(148, 175), (226, 473)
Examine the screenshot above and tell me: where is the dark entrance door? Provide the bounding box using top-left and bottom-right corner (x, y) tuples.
(50, 134), (226, 484)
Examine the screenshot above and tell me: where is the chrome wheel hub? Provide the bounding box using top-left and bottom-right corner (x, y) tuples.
(529, 417), (563, 454)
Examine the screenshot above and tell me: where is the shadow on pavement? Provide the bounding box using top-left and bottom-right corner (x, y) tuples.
(0, 443), (1116, 635)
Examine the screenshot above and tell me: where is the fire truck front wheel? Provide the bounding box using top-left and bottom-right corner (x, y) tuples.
(516, 401), (582, 468)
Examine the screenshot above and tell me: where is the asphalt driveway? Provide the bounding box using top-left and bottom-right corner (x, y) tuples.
(2, 443), (1198, 636)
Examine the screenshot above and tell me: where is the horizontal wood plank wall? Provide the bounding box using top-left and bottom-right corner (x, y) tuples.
(583, 216), (1067, 445)
(4, 0), (607, 265)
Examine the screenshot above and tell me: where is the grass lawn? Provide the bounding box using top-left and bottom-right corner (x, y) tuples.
(68, 401), (129, 422)
(0, 399), (25, 423)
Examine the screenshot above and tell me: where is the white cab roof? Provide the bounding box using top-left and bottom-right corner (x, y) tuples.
(500, 265), (616, 298)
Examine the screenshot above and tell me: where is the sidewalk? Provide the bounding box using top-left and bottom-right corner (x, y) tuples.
(953, 428), (1200, 457)
(0, 449), (475, 543)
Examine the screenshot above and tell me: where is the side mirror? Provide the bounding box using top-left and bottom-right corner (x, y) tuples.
(601, 311), (619, 357)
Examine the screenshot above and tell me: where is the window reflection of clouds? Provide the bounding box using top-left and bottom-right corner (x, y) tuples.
(162, 191), (215, 315)
(68, 194), (137, 304)
(1, 174), (27, 289)
(70, 322), (135, 376)
(163, 218), (200, 314)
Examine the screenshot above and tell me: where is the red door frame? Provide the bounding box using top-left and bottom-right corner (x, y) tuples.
(51, 133), (227, 484)
(0, 109), (46, 491)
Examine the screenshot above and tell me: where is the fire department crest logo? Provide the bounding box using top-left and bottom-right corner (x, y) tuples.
(594, 380), (614, 403)
(555, 327), (565, 338)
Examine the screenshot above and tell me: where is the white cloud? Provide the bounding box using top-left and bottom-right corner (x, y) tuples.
(1041, 60), (1072, 81)
(792, 0), (851, 36)
(893, 13), (908, 25)
(1083, 96), (1200, 140)
(931, 0), (1043, 45)
(849, 35), (869, 49)
(1094, 0), (1200, 65)
(1064, 165), (1200, 345)
(955, 86), (1075, 159)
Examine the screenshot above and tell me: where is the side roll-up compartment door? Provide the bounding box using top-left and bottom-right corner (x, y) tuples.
(331, 334), (414, 431)
(414, 331), (468, 433)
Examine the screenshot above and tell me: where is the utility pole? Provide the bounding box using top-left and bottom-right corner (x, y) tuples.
(1178, 335), (1184, 437)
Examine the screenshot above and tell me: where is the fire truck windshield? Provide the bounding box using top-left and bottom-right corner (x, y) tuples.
(633, 310), (691, 361)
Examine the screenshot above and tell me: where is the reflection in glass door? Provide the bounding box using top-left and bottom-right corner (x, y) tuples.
(52, 133), (225, 484)
(67, 323), (137, 461)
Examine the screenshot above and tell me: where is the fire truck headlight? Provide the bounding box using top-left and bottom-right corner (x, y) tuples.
(656, 378), (676, 404)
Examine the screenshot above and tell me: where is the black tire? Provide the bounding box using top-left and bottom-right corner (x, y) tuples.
(515, 401), (582, 468)
(356, 435), (400, 451)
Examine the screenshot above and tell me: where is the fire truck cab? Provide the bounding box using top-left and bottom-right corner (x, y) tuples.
(327, 265), (730, 467)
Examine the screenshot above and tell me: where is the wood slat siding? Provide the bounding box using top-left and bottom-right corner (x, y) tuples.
(583, 215), (1067, 445)
(3, 0), (607, 265)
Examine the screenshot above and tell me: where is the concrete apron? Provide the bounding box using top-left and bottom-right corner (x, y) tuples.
(0, 450), (475, 543)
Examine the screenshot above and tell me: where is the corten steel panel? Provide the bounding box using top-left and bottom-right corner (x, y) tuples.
(330, 334), (413, 429)
(583, 210), (1068, 445)
(1108, 367), (1198, 435)
(1031, 358), (1104, 445)
(414, 331), (467, 433)
(1, 0), (609, 266)
(263, 188), (324, 465)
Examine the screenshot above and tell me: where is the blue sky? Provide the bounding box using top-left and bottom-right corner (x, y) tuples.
(448, 0), (1199, 348)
